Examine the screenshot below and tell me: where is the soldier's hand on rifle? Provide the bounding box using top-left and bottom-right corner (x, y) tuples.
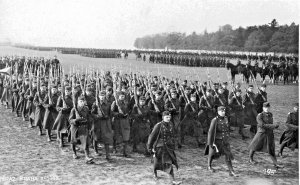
(242, 105), (245, 109)
(275, 123), (280, 129)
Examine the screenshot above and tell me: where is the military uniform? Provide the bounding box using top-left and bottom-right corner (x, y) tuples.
(131, 100), (151, 153)
(147, 117), (178, 177)
(249, 110), (277, 157)
(279, 109), (299, 155)
(255, 90), (267, 113)
(69, 105), (90, 153)
(243, 90), (258, 133)
(198, 94), (215, 133)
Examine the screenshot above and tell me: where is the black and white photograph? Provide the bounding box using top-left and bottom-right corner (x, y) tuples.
(0, 0), (299, 184)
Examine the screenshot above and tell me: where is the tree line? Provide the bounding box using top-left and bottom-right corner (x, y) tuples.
(134, 19), (299, 54)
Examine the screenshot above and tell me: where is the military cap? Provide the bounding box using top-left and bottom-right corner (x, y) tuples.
(236, 89), (242, 93)
(248, 84), (254, 88)
(137, 87), (143, 91)
(190, 93), (197, 97)
(139, 96), (146, 101)
(207, 89), (213, 93)
(162, 111), (171, 117)
(51, 85), (57, 89)
(170, 88), (177, 93)
(119, 91), (126, 96)
(185, 86), (191, 90)
(106, 86), (113, 91)
(213, 83), (219, 86)
(261, 84), (267, 88)
(263, 102), (270, 107)
(75, 83), (81, 88)
(222, 82), (228, 85)
(217, 106), (226, 111)
(25, 78), (30, 81)
(99, 90), (106, 96)
(78, 95), (86, 101)
(65, 86), (71, 91)
(156, 90), (162, 95)
(40, 83), (46, 87)
(86, 87), (93, 92)
(203, 82), (207, 85)
(151, 84), (158, 88)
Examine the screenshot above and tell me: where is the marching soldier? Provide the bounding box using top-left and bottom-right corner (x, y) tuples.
(53, 86), (73, 147)
(205, 106), (238, 177)
(229, 89), (249, 140)
(111, 91), (131, 157)
(147, 111), (180, 184)
(24, 79), (37, 128)
(248, 102), (283, 168)
(198, 89), (215, 135)
(131, 96), (151, 155)
(33, 83), (47, 135)
(278, 103), (299, 157)
(69, 95), (93, 163)
(42, 84), (59, 142)
(148, 90), (165, 129)
(254, 84), (267, 113)
(242, 85), (258, 134)
(91, 90), (113, 161)
(165, 89), (181, 148)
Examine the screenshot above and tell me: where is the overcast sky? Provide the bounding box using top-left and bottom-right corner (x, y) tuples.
(0, 0), (299, 49)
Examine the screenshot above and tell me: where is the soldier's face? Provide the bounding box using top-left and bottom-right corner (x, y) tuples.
(137, 90), (142, 96)
(191, 97), (196, 102)
(99, 95), (105, 101)
(218, 110), (226, 117)
(261, 87), (266, 92)
(119, 94), (125, 101)
(78, 100), (85, 107)
(65, 90), (71, 95)
(107, 90), (112, 95)
(40, 86), (46, 92)
(263, 107), (270, 112)
(236, 92), (241, 96)
(294, 106), (298, 112)
(51, 88), (57, 94)
(171, 93), (177, 99)
(248, 87), (253, 92)
(86, 91), (92, 96)
(163, 115), (171, 122)
(33, 83), (37, 88)
(218, 89), (224, 94)
(139, 100), (145, 106)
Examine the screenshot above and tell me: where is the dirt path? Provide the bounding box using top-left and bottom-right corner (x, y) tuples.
(0, 102), (298, 185)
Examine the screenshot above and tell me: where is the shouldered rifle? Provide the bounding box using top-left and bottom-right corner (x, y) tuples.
(250, 70), (267, 101)
(134, 85), (143, 115)
(229, 81), (242, 106)
(199, 83), (212, 108)
(113, 76), (124, 115)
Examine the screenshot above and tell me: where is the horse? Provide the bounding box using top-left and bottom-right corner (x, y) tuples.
(270, 63), (281, 85)
(259, 65), (272, 83)
(135, 52), (142, 61)
(226, 62), (250, 83)
(290, 63), (299, 83)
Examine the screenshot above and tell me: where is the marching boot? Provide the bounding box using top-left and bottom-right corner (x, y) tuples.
(28, 119), (33, 128)
(226, 160), (239, 177)
(105, 144), (112, 161)
(94, 141), (101, 156)
(46, 129), (51, 142)
(249, 150), (257, 164)
(239, 127), (249, 140)
(38, 126), (43, 136)
(132, 143), (138, 153)
(123, 142), (131, 158)
(207, 154), (215, 173)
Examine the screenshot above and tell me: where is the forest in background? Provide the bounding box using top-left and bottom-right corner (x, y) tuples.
(134, 19), (299, 54)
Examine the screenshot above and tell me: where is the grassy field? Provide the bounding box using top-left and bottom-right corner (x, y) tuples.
(0, 46), (298, 185)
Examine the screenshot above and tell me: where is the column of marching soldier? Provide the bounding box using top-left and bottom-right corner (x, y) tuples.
(0, 56), (298, 184)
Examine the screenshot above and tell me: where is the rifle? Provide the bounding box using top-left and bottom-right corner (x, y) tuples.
(162, 80), (176, 109)
(199, 83), (212, 108)
(95, 72), (106, 117)
(229, 81), (242, 106)
(112, 76), (124, 115)
(250, 70), (267, 101)
(134, 85), (143, 115)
